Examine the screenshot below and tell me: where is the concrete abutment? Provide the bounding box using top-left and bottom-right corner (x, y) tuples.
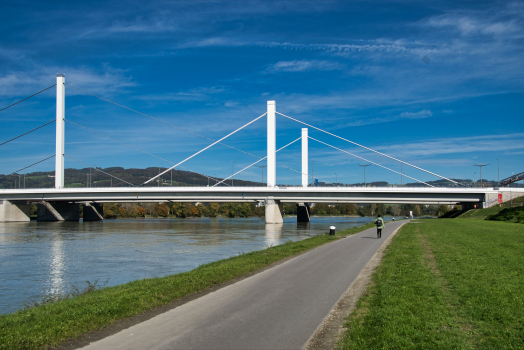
(0, 200), (31, 222)
(265, 198), (283, 224)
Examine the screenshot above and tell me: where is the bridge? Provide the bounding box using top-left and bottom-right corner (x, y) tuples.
(1, 75), (522, 223)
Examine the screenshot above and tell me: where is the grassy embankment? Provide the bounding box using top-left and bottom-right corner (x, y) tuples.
(0, 222), (376, 350)
(339, 219), (524, 349)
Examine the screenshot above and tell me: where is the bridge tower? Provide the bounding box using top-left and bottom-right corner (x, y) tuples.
(55, 74), (65, 189)
(265, 101), (283, 224)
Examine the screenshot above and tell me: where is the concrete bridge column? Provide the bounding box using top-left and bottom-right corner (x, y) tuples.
(297, 202), (310, 222)
(265, 197), (283, 224)
(0, 200), (30, 222)
(83, 203), (103, 221)
(37, 202), (79, 221)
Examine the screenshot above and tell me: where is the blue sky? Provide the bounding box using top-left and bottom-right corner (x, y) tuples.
(1, 0), (523, 186)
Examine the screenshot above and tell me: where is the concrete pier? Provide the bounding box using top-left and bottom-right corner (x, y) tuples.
(37, 202), (79, 221)
(83, 203), (103, 221)
(0, 200), (30, 222)
(265, 197), (283, 224)
(297, 202), (310, 222)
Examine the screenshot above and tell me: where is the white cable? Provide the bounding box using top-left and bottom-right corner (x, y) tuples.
(66, 119), (229, 186)
(213, 137), (302, 187)
(277, 111), (461, 186)
(142, 112), (267, 185)
(309, 137), (434, 187)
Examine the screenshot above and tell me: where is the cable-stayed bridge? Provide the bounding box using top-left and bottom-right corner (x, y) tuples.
(1, 75), (522, 223)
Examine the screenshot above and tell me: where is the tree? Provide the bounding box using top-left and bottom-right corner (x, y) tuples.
(156, 203), (169, 217)
(413, 205), (421, 217)
(436, 205), (450, 217)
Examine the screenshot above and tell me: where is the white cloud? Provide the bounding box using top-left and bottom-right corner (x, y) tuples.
(268, 60), (342, 72)
(0, 66), (135, 97)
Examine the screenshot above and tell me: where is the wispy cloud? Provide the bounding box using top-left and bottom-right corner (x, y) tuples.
(268, 60), (342, 72)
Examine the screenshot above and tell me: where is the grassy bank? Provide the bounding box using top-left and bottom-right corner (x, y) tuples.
(0, 222), (375, 350)
(339, 219), (524, 349)
(459, 206), (504, 219)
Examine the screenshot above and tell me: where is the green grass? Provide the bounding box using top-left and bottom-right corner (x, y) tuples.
(458, 206), (504, 219)
(0, 222), (376, 350)
(487, 207), (524, 223)
(339, 219), (524, 350)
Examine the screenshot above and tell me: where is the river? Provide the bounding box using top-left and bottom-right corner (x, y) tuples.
(0, 216), (392, 315)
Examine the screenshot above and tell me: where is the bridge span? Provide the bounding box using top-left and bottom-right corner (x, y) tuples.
(1, 186), (522, 224)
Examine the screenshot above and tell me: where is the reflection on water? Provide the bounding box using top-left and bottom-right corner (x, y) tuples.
(0, 216), (384, 314)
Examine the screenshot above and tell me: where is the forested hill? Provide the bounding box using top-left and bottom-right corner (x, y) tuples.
(0, 167), (262, 189)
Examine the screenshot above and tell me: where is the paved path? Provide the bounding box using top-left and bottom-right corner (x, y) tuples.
(79, 220), (406, 350)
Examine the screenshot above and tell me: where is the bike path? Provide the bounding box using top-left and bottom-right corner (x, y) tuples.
(79, 220), (406, 350)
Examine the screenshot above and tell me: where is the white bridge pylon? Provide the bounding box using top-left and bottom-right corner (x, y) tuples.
(50, 76), (458, 192)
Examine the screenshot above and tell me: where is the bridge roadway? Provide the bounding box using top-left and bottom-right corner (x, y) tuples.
(77, 220), (407, 350)
(0, 186), (513, 205)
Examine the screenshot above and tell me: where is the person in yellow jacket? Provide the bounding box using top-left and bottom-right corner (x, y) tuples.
(375, 215), (385, 239)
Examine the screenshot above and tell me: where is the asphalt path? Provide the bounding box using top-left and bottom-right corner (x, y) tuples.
(79, 220), (406, 350)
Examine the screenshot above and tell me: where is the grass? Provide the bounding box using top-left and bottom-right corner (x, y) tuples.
(0, 222), (376, 350)
(459, 206), (504, 219)
(487, 207), (524, 223)
(339, 219), (524, 349)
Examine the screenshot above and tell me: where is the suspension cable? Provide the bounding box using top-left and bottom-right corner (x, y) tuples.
(142, 112), (267, 186)
(65, 119), (229, 186)
(309, 137), (434, 187)
(0, 85), (56, 112)
(65, 84), (315, 184)
(1, 120), (56, 147)
(277, 111), (461, 186)
(214, 137), (304, 187)
(66, 83), (264, 159)
(9, 155), (55, 175)
(64, 155), (135, 186)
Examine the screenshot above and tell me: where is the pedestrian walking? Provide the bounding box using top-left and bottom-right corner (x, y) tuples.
(376, 215), (384, 238)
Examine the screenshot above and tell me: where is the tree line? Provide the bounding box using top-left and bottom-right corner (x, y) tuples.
(97, 202), (440, 219)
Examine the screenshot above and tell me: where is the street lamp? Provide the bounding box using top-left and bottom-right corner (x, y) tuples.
(474, 164), (489, 186)
(359, 164), (371, 186)
(311, 161), (315, 185)
(496, 159), (499, 184)
(232, 162), (235, 186)
(256, 165), (266, 185)
(474, 171), (476, 185)
(335, 173), (337, 187)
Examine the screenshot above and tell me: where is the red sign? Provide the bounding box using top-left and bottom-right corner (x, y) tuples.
(498, 193), (503, 203)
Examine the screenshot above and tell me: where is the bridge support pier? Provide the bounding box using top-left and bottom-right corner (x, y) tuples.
(83, 203), (103, 221)
(297, 203), (310, 222)
(0, 200), (31, 222)
(37, 202), (79, 221)
(265, 198), (283, 224)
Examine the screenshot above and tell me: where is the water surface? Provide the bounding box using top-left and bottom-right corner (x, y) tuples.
(0, 216), (388, 314)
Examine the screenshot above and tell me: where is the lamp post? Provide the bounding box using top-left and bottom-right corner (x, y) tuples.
(359, 164), (371, 186)
(474, 164), (489, 186)
(232, 162), (235, 186)
(474, 172), (476, 185)
(256, 165), (266, 185)
(311, 161), (315, 185)
(496, 158), (499, 184)
(214, 174), (217, 186)
(335, 173), (337, 187)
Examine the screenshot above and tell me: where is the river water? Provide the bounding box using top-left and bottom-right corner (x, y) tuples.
(0, 216), (389, 315)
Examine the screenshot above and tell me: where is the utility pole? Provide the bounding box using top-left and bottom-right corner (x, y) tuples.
(474, 164), (489, 186)
(359, 164), (371, 186)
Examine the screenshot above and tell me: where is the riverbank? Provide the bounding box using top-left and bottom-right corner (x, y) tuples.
(0, 222), (376, 349)
(339, 219), (524, 349)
